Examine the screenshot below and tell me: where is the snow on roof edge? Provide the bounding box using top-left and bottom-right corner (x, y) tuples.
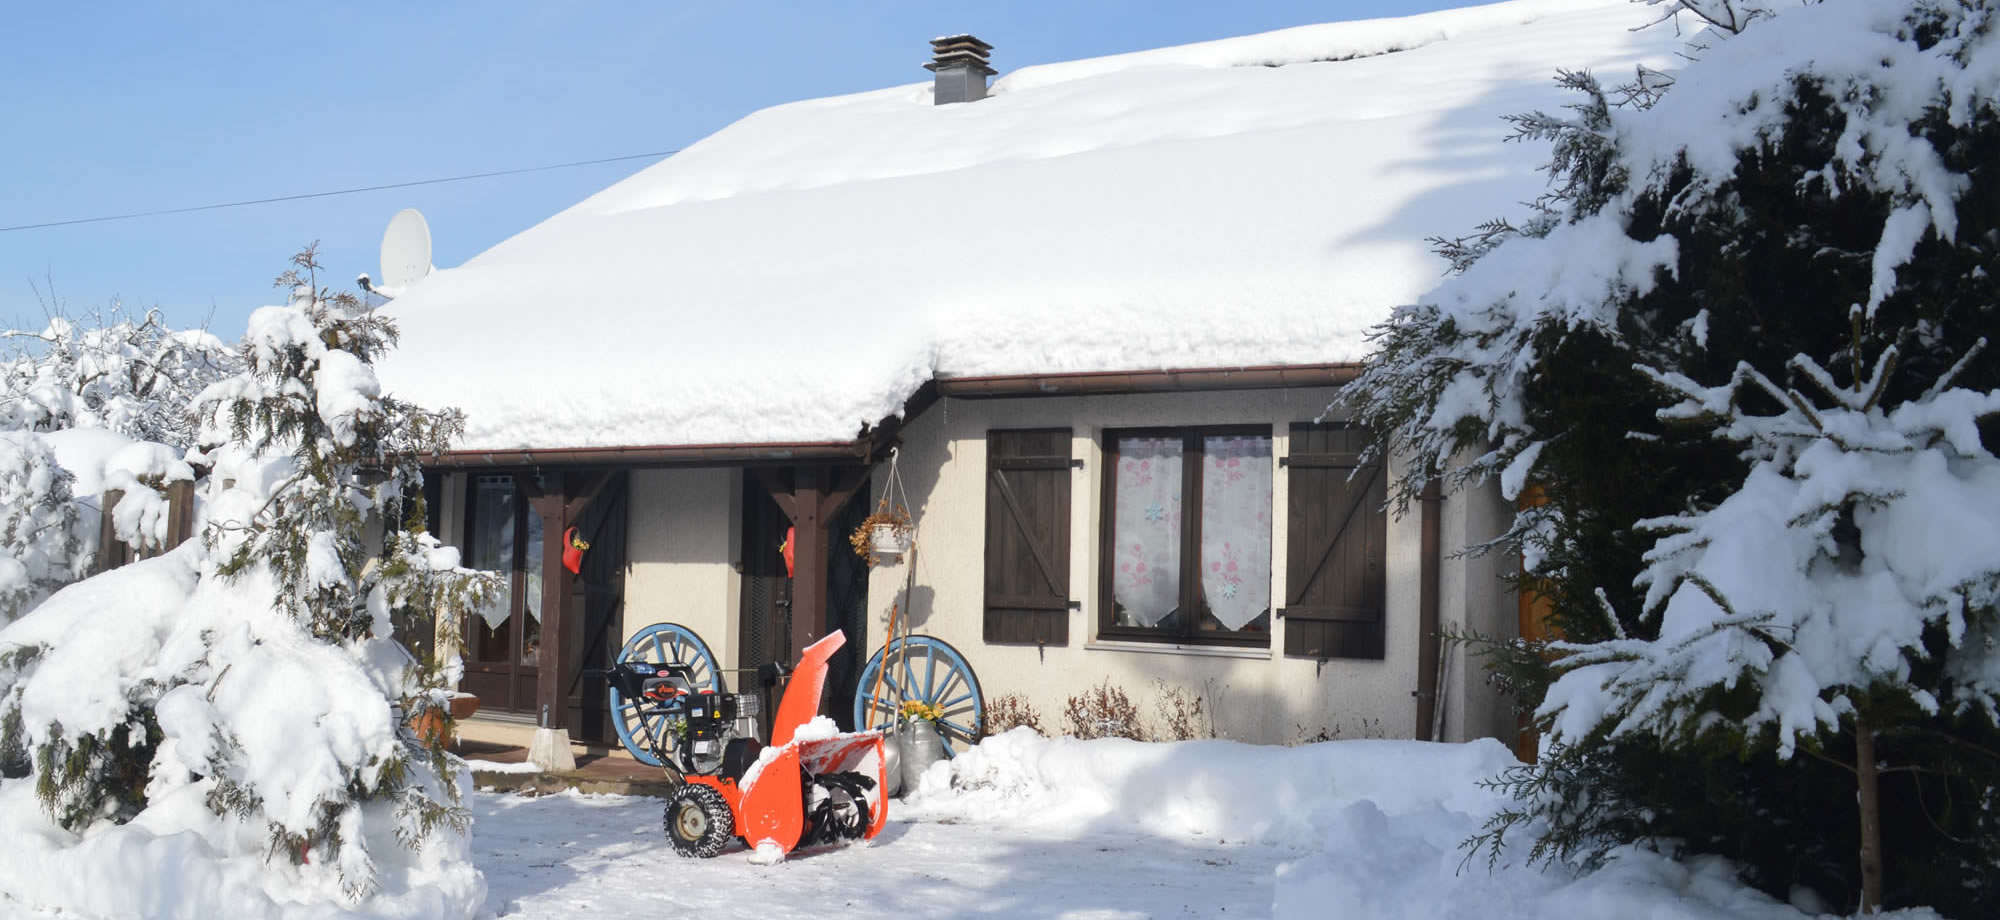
(991, 0), (1621, 93)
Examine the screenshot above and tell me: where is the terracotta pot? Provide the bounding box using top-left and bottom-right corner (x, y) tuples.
(408, 693), (480, 747)
(447, 692), (480, 720)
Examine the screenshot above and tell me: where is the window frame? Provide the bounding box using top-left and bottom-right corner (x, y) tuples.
(1096, 424), (1275, 648)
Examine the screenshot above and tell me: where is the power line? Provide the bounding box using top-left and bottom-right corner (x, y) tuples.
(0, 149), (680, 233)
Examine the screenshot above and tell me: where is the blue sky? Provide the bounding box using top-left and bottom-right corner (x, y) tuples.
(2, 1), (1466, 337)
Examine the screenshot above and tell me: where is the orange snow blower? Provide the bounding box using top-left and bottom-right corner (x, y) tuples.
(605, 630), (887, 859)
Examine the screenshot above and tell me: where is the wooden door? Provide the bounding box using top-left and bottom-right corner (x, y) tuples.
(738, 477), (793, 738)
(563, 472), (629, 744)
(824, 488), (869, 730)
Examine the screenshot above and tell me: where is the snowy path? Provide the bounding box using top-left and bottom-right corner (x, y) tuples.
(474, 790), (1288, 920)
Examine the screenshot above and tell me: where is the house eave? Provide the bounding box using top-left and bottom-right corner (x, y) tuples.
(425, 363), (1363, 469)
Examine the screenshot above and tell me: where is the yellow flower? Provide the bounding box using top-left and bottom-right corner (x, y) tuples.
(899, 700), (945, 723)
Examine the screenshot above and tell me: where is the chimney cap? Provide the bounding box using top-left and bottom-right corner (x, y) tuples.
(930, 34), (993, 54)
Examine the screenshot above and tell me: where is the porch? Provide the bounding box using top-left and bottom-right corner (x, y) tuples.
(453, 716), (678, 797)
(426, 455), (884, 760)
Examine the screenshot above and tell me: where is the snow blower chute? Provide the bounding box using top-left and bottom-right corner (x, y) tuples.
(605, 630), (887, 860)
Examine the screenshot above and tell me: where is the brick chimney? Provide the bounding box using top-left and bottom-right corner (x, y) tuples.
(927, 34), (994, 105)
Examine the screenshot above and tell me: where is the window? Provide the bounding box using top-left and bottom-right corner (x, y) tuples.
(465, 475), (543, 667)
(1099, 427), (1273, 646)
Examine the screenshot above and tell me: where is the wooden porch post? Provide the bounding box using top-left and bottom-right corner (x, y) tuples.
(788, 467), (832, 660)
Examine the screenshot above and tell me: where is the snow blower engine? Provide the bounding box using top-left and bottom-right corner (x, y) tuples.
(605, 630), (887, 860)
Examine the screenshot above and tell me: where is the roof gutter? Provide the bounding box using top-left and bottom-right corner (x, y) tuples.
(426, 439), (869, 470)
(935, 362), (1361, 398)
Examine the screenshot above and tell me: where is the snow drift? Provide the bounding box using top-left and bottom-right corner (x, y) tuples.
(0, 546), (483, 920)
(906, 729), (1944, 920)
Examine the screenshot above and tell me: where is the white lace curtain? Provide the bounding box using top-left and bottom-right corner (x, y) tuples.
(1198, 435), (1272, 631)
(1112, 437), (1182, 626)
(470, 482), (542, 631)
(1110, 434), (1272, 631)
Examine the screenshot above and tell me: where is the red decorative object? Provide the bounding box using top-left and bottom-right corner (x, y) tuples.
(563, 526), (590, 575)
(781, 526), (796, 579)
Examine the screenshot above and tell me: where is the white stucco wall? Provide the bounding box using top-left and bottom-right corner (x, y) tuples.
(854, 388), (1518, 747)
(621, 467), (742, 668)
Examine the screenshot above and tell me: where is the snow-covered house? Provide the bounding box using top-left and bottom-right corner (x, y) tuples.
(379, 0), (1684, 748)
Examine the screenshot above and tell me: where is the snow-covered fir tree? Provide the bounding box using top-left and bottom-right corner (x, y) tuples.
(1343, 0), (2000, 913)
(0, 246), (500, 911)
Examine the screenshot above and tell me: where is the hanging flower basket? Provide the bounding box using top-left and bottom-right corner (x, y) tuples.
(850, 502), (913, 567)
(869, 523), (911, 559)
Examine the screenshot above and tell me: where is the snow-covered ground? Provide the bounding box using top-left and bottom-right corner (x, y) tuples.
(461, 731), (1895, 920)
(0, 729), (1947, 918)
(475, 791), (1288, 920)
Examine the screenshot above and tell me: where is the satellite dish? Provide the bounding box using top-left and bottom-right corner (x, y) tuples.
(377, 208), (433, 293)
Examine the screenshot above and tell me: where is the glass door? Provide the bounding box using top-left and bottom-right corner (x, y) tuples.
(462, 475), (543, 714)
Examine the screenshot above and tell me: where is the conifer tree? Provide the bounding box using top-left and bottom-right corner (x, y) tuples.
(0, 246), (500, 903)
(1344, 1), (2000, 912)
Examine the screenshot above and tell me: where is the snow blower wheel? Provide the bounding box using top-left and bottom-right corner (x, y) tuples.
(665, 783), (735, 858)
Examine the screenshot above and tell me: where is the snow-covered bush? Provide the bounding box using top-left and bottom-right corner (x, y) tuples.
(1343, 1), (2000, 913)
(0, 432), (86, 622)
(0, 247), (501, 917)
(0, 303), (239, 448)
(0, 305), (237, 619)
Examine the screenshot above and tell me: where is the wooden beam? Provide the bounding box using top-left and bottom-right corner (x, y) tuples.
(816, 466), (868, 521)
(755, 468), (798, 523)
(787, 466), (831, 666)
(563, 470), (612, 518)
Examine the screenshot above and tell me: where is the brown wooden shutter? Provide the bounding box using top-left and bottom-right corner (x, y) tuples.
(1281, 423), (1387, 659)
(984, 428), (1072, 645)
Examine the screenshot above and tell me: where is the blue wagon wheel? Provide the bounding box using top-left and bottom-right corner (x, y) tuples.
(854, 636), (984, 754)
(609, 623), (721, 766)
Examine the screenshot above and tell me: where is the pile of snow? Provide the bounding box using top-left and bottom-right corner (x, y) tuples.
(906, 729), (1942, 919)
(42, 425), (196, 555)
(380, 0), (1692, 451)
(905, 728), (1511, 847)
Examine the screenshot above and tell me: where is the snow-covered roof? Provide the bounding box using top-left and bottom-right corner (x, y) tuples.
(380, 0), (1687, 452)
